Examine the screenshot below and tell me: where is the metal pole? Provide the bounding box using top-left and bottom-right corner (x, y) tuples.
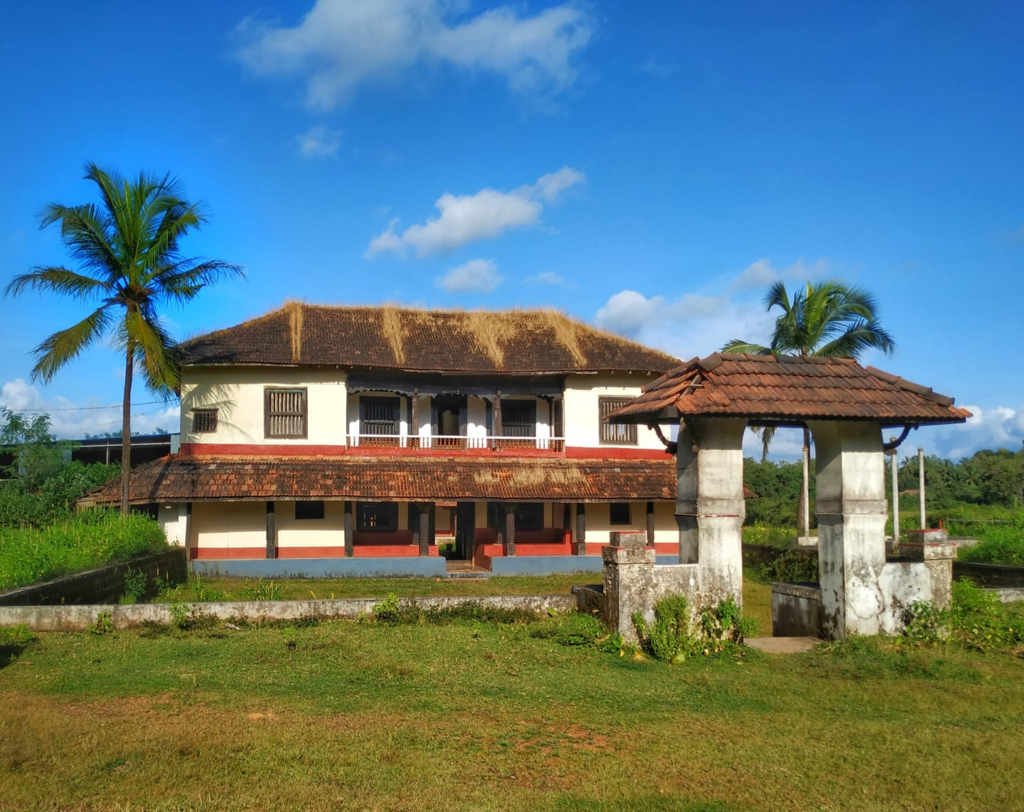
(918, 447), (926, 529)
(890, 444), (899, 547)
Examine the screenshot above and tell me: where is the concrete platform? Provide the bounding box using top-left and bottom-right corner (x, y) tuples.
(745, 637), (819, 654)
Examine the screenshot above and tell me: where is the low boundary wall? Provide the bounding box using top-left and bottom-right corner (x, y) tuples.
(192, 557), (447, 579)
(0, 549), (187, 607)
(0, 593), (577, 632)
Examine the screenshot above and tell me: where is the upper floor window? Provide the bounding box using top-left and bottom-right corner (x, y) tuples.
(599, 397), (637, 445)
(192, 408), (218, 434)
(502, 400), (537, 437)
(360, 397), (400, 436)
(265, 388), (307, 439)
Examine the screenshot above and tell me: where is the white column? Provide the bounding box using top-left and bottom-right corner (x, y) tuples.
(675, 417), (748, 607)
(918, 447), (926, 529)
(808, 420), (888, 639)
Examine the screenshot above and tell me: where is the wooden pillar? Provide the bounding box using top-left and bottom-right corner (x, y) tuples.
(505, 509), (516, 557)
(418, 505), (431, 557)
(265, 501), (277, 559)
(410, 389), (419, 449)
(646, 501), (656, 546)
(574, 503), (586, 556)
(493, 392), (502, 449)
(185, 502), (193, 561)
(344, 501), (354, 558)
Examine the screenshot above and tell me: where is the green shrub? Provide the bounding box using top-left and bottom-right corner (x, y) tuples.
(758, 550), (819, 584)
(242, 578), (283, 602)
(119, 566), (148, 604)
(955, 516), (1024, 567)
(0, 509), (168, 591)
(634, 595), (759, 662)
(90, 611), (114, 635)
(902, 579), (1024, 653)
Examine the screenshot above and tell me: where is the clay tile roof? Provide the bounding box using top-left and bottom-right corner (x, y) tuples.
(607, 353), (972, 427)
(84, 454), (681, 505)
(181, 302), (678, 375)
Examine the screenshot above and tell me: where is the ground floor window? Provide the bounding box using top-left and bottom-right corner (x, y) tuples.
(610, 503), (631, 526)
(295, 501), (325, 521)
(357, 501), (399, 532)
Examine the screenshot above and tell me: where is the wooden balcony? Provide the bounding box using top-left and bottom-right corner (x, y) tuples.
(346, 434), (565, 453)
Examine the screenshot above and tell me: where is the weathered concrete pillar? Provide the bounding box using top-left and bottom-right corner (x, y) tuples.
(675, 417), (747, 606)
(901, 528), (956, 609)
(808, 420), (888, 639)
(602, 531), (655, 645)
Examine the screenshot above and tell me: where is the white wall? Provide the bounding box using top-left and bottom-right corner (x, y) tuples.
(158, 504), (187, 547)
(563, 373), (664, 450)
(275, 501), (346, 548)
(182, 368), (348, 445)
(192, 502), (265, 550)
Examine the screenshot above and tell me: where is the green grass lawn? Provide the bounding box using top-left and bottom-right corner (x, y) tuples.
(1, 609), (1022, 810)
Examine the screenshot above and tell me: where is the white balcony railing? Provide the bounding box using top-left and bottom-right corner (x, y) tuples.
(346, 434), (565, 452)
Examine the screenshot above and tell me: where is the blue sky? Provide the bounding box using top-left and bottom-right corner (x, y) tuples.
(0, 1), (1021, 459)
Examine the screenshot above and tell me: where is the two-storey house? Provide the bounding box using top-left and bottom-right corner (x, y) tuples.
(90, 303), (681, 576)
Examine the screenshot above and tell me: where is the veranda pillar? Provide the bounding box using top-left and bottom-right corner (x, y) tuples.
(675, 417), (748, 606)
(807, 420), (888, 639)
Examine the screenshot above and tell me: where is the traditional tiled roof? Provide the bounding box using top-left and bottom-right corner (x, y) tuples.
(84, 454), (679, 505)
(181, 303), (678, 375)
(608, 353), (972, 427)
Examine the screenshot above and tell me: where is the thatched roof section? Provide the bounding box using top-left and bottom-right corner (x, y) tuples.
(181, 303), (678, 375)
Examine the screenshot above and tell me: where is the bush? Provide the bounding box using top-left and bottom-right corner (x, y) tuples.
(242, 578), (283, 601)
(634, 595), (759, 663)
(955, 516), (1024, 567)
(903, 580), (1024, 653)
(758, 550), (819, 584)
(0, 509), (168, 591)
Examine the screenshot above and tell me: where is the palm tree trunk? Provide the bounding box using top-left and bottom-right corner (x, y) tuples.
(120, 348), (133, 516)
(799, 425), (811, 538)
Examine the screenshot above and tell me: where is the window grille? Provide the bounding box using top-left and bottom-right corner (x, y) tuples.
(357, 501), (399, 532)
(192, 409), (218, 434)
(599, 397), (637, 445)
(265, 388), (307, 439)
(502, 400), (537, 437)
(360, 397), (400, 435)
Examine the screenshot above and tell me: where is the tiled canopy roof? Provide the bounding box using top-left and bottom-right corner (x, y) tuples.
(181, 303), (678, 375)
(607, 353), (972, 427)
(84, 455), (679, 505)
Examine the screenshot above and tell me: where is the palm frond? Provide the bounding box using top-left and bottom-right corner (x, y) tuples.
(30, 306), (113, 383)
(4, 266), (109, 299)
(121, 309), (180, 395)
(721, 339), (771, 355)
(152, 259), (246, 304)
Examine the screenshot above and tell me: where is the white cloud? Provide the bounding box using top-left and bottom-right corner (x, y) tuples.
(435, 258), (503, 293)
(366, 166), (584, 258)
(0, 379), (180, 439)
(923, 403), (1024, 460)
(234, 0), (593, 110)
(727, 257), (830, 293)
(296, 125), (342, 157)
(525, 271), (573, 288)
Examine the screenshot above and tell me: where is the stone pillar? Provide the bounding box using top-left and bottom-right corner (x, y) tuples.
(602, 530), (656, 645)
(808, 420), (888, 639)
(674, 417), (747, 606)
(901, 528), (956, 609)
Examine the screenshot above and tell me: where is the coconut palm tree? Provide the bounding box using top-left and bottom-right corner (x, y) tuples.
(723, 280), (895, 535)
(5, 163), (243, 514)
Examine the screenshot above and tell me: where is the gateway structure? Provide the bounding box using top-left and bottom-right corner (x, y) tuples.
(88, 303), (681, 577)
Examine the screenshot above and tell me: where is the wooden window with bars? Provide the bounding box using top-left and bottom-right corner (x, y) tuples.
(360, 397), (400, 436)
(501, 400), (537, 437)
(265, 388), (307, 439)
(357, 501), (399, 532)
(599, 397), (637, 445)
(191, 408), (218, 434)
